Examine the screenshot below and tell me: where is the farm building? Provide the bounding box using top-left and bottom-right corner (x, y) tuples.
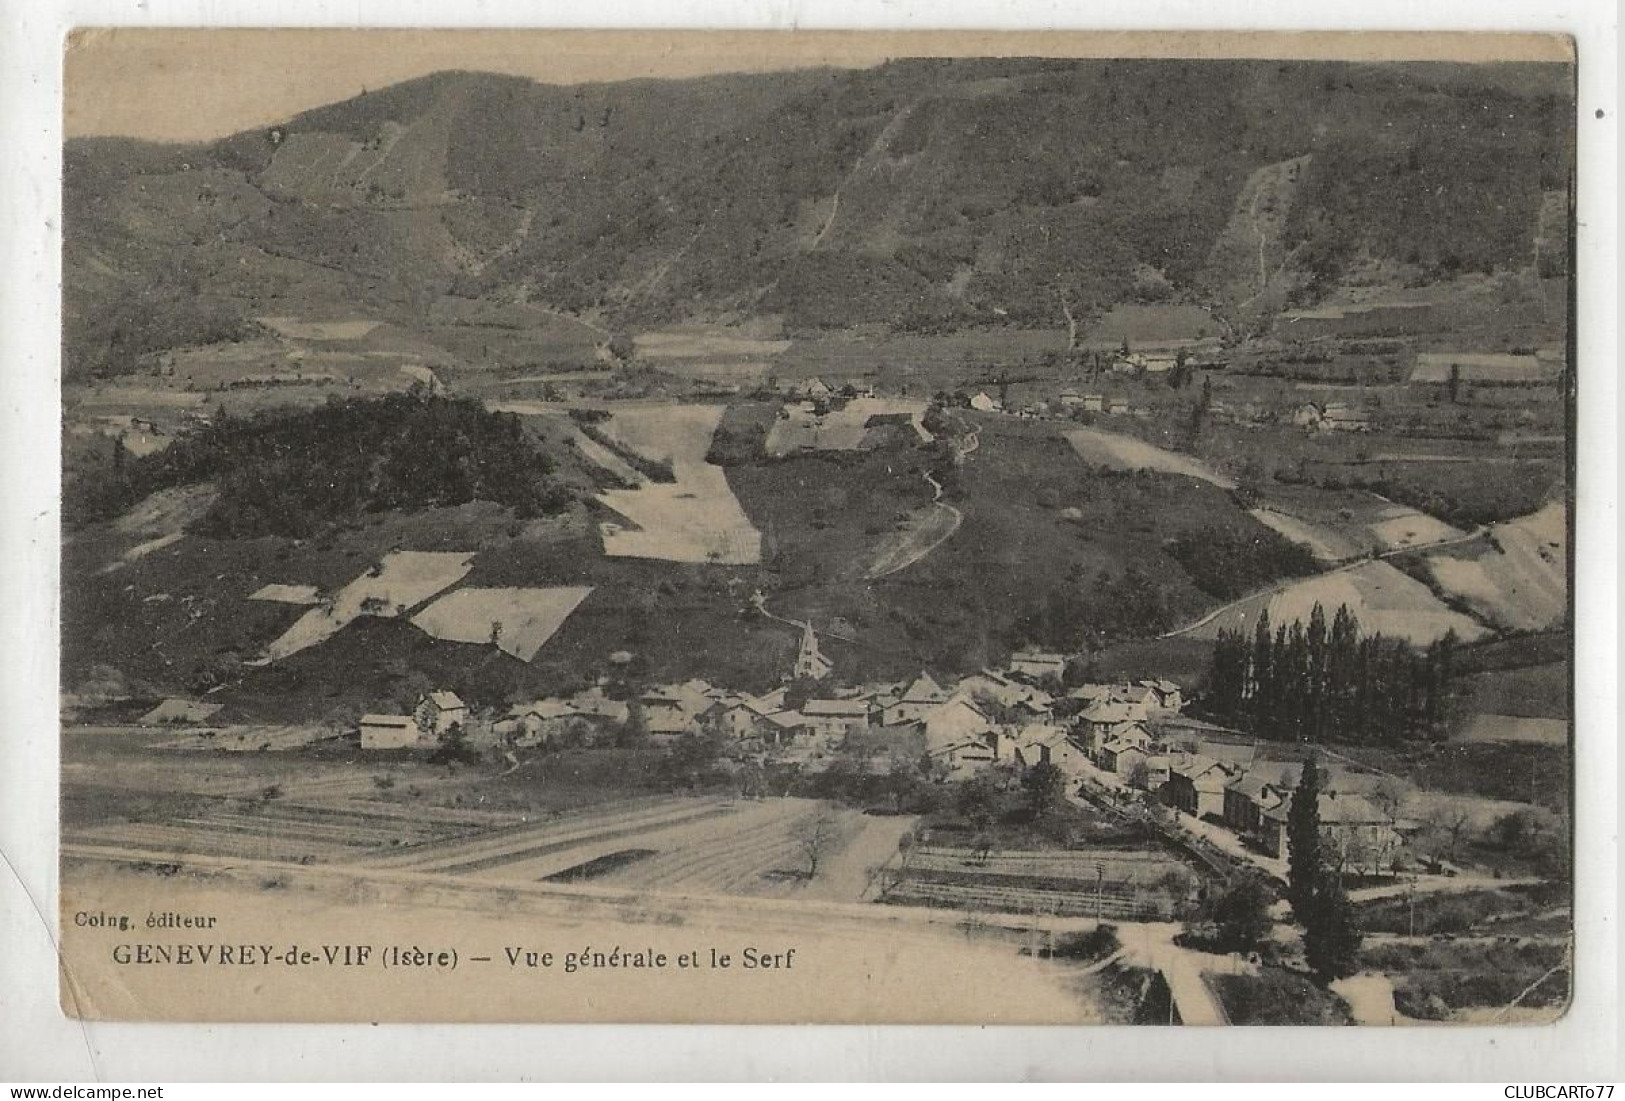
(414, 691), (467, 735)
(139, 698), (224, 725)
(1007, 650), (1067, 682)
(1293, 401), (1371, 432)
(968, 391), (1000, 412)
(359, 714), (422, 750)
(1320, 401), (1371, 432)
(1410, 352), (1558, 386)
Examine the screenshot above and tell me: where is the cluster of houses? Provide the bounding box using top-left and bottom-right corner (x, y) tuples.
(353, 645), (1408, 877)
(1074, 697), (1408, 876)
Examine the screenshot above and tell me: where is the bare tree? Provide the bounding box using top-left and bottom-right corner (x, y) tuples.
(867, 828), (918, 901)
(795, 809), (844, 881)
(1424, 799), (1475, 867)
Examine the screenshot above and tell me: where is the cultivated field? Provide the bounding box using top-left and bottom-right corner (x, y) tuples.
(262, 550), (476, 660)
(1425, 502), (1567, 632)
(1186, 560), (1488, 645)
(593, 404), (763, 564)
(411, 585), (594, 661)
(885, 844), (1194, 921)
(64, 731), (911, 907)
(1064, 426), (1236, 489)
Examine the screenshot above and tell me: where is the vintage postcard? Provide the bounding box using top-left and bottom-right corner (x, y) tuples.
(58, 28), (1577, 1025)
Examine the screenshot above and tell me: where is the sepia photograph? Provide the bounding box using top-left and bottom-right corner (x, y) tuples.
(52, 28), (1579, 1027)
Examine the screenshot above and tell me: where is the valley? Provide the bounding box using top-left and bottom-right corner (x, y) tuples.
(56, 53), (1576, 1029)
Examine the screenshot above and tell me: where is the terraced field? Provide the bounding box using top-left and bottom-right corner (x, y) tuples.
(885, 845), (1194, 921)
(64, 798), (515, 865)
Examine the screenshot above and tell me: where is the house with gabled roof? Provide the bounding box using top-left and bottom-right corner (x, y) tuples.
(930, 732), (1002, 775)
(1251, 790), (1402, 875)
(1161, 754), (1247, 820)
(762, 709), (812, 746)
(1137, 678), (1185, 714)
(640, 683), (713, 737)
(882, 672), (950, 725)
(1094, 723), (1153, 774)
(1012, 724), (1088, 774)
(801, 698), (871, 740)
(917, 696), (993, 752)
(415, 691), (467, 736)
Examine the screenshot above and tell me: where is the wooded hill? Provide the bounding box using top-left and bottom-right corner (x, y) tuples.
(64, 58), (1572, 379)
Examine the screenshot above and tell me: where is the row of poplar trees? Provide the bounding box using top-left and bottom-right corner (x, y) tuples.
(1201, 602), (1461, 744)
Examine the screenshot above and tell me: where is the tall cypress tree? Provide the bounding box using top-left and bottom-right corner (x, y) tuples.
(1286, 755), (1324, 921)
(1304, 871), (1363, 985)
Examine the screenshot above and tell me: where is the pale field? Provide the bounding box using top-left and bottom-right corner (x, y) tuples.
(570, 429), (644, 485)
(632, 328), (792, 359)
(262, 550), (475, 661)
(593, 404), (762, 565)
(1248, 507), (1362, 562)
(249, 583), (323, 605)
(1064, 426), (1237, 489)
(257, 316), (384, 341)
(1426, 501), (1566, 632)
(69, 386), (210, 409)
(410, 585), (594, 661)
(1188, 560), (1488, 645)
(1369, 503), (1464, 551)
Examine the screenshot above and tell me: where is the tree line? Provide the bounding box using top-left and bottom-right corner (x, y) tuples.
(68, 388), (573, 536)
(1199, 602), (1459, 744)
